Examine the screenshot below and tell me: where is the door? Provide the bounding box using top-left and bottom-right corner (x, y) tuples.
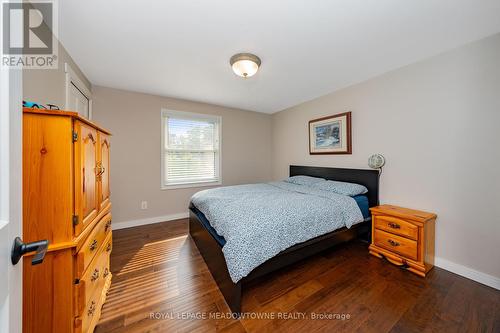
(97, 132), (111, 212)
(0, 64), (23, 332)
(68, 82), (90, 119)
(74, 121), (98, 236)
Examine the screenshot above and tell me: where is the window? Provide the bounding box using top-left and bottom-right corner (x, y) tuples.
(161, 110), (221, 189)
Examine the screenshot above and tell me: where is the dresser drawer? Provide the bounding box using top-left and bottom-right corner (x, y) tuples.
(77, 277), (105, 333)
(374, 215), (418, 240)
(76, 232), (112, 316)
(374, 229), (418, 261)
(77, 213), (112, 276)
(75, 232), (112, 333)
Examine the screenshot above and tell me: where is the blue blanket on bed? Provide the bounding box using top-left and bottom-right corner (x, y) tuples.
(190, 181), (364, 283)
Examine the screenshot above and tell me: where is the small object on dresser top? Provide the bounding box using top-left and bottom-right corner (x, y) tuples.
(369, 204), (437, 277)
(23, 100), (60, 110)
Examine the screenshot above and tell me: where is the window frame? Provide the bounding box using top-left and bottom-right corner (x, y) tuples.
(161, 109), (222, 190)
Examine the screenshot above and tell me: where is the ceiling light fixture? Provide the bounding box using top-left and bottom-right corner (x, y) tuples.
(230, 53), (261, 78)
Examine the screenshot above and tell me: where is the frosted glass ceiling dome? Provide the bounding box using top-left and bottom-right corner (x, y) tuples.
(230, 53), (261, 78)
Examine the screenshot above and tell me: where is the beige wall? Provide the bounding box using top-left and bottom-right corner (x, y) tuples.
(272, 33), (500, 278)
(92, 86), (272, 225)
(23, 42), (91, 108)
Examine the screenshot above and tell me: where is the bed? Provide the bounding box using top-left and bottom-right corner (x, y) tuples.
(188, 165), (380, 314)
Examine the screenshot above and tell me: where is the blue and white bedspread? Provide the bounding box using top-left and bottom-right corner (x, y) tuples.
(190, 181), (364, 283)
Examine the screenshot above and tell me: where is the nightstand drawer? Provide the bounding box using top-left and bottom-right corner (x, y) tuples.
(374, 229), (418, 261)
(374, 215), (418, 240)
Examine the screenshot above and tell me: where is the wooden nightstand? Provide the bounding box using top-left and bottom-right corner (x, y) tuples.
(368, 205), (437, 277)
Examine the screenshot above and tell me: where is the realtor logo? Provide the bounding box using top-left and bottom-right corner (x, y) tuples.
(1, 0), (58, 68)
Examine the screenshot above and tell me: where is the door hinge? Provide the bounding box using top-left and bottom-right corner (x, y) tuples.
(72, 215), (79, 226)
(72, 131), (78, 142)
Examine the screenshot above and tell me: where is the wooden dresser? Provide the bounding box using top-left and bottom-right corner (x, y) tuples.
(23, 108), (112, 333)
(368, 205), (437, 277)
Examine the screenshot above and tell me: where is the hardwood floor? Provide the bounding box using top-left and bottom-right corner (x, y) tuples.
(96, 219), (500, 333)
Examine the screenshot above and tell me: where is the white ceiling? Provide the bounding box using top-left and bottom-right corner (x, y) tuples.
(59, 0), (500, 113)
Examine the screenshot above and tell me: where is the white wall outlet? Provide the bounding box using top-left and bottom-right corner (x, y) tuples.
(140, 201), (148, 210)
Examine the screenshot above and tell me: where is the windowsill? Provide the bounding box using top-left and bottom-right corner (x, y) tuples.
(161, 180), (222, 190)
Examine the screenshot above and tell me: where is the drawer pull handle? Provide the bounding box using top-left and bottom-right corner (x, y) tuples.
(89, 239), (98, 251)
(388, 239), (400, 247)
(103, 268), (109, 278)
(388, 222), (400, 229)
(106, 243), (111, 252)
(88, 301), (96, 316)
(105, 220), (112, 232)
(91, 268), (99, 282)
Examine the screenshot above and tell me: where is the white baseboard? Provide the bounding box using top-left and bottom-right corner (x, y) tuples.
(435, 257), (500, 290)
(112, 212), (189, 230)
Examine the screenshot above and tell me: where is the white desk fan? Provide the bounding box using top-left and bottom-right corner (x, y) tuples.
(368, 154), (385, 174)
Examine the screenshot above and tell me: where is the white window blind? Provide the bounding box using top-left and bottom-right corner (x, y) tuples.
(162, 110), (221, 188)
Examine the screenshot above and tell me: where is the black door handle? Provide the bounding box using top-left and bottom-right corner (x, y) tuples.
(11, 237), (49, 265)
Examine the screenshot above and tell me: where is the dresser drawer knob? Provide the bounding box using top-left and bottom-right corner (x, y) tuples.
(106, 243), (112, 252)
(105, 220), (112, 232)
(87, 301), (96, 316)
(388, 222), (401, 229)
(103, 268), (109, 278)
(89, 239), (98, 251)
(91, 268), (100, 282)
(387, 239), (400, 247)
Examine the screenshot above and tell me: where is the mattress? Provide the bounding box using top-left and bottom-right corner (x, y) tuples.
(190, 194), (371, 247)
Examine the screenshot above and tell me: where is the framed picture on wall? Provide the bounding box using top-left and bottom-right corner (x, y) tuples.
(309, 111), (352, 154)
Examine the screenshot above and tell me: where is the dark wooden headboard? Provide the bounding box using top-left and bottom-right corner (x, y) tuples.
(289, 165), (380, 207)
